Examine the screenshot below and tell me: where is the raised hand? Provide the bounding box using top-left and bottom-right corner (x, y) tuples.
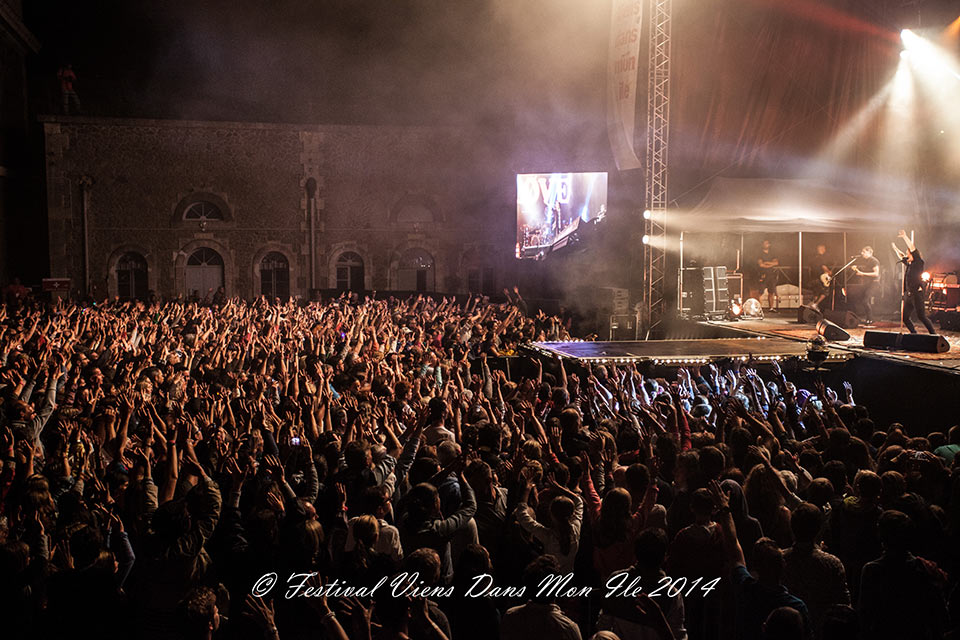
(265, 491), (285, 515)
(182, 454), (206, 478)
(244, 594), (277, 633)
(843, 381), (854, 402)
(825, 386), (839, 406)
(708, 479), (730, 510)
(333, 481), (347, 512)
(771, 360), (783, 379)
(342, 596), (373, 640)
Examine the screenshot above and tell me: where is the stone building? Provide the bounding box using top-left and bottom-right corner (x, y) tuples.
(42, 116), (511, 300)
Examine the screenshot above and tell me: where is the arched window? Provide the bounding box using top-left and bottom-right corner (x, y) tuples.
(184, 247), (224, 298)
(183, 200), (224, 221)
(116, 252), (148, 300)
(467, 267), (497, 296)
(335, 252), (365, 291)
(462, 248), (497, 295)
(397, 248), (435, 292)
(260, 251), (290, 299)
(187, 247), (224, 266)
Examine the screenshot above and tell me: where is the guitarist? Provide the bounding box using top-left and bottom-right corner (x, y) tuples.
(810, 243), (834, 309)
(850, 245), (881, 325)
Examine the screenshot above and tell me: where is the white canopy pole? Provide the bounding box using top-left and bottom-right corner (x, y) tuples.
(679, 231), (685, 313)
(798, 231), (803, 306)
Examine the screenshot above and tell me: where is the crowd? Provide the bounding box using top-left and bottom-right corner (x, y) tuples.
(1, 290), (959, 640)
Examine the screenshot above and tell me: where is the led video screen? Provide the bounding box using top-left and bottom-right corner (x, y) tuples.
(516, 172), (608, 258)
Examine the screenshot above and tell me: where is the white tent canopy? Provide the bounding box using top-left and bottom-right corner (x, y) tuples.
(675, 177), (908, 233)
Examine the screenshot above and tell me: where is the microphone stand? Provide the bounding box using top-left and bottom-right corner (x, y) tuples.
(827, 256), (859, 310)
(899, 260), (906, 335)
(891, 244), (907, 335)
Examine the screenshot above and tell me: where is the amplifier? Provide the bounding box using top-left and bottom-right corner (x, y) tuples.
(680, 266), (729, 315)
(934, 311), (960, 332)
(929, 282), (960, 310)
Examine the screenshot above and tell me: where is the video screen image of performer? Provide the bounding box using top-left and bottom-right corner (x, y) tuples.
(850, 245), (880, 324)
(516, 172), (608, 258)
(893, 229), (937, 334)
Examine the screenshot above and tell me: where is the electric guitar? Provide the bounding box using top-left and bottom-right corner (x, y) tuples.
(821, 257), (859, 288)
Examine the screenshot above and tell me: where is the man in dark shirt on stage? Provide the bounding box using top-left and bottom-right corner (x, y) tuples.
(850, 246), (880, 324)
(893, 229), (936, 334)
(756, 239), (780, 311)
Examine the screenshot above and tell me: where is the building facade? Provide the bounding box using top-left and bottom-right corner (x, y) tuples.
(43, 116), (511, 300)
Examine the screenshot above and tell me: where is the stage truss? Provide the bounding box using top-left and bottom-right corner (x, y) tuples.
(643, 0), (671, 336)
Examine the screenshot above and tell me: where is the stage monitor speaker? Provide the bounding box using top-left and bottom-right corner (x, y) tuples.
(900, 333), (950, 353)
(817, 319), (851, 342)
(863, 330), (950, 353)
(798, 304), (822, 324)
(824, 310), (860, 329)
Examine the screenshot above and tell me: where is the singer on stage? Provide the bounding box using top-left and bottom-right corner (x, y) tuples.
(893, 229), (936, 334)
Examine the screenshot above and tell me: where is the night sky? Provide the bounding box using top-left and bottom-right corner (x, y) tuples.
(12, 0), (960, 282)
(24, 0), (609, 131)
(21, 0), (960, 192)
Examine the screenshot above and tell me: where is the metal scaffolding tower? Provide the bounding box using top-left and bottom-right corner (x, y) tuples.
(642, 0), (672, 335)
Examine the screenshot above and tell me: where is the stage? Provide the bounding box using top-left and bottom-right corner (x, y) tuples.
(528, 311), (960, 374)
(703, 311), (960, 374)
(524, 313), (960, 432)
(527, 336), (846, 366)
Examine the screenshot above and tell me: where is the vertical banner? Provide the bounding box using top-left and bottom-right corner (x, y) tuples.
(607, 0), (644, 170)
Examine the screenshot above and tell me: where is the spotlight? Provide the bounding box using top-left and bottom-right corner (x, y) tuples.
(643, 209), (652, 220)
(742, 298), (764, 319)
(727, 299), (742, 321)
(641, 234), (650, 244)
(922, 271), (931, 282)
(900, 50), (910, 60)
(901, 28), (913, 41)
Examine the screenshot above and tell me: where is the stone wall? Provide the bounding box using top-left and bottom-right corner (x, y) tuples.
(43, 116), (511, 299)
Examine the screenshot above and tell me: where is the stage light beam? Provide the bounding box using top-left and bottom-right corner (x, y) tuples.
(899, 28), (960, 80)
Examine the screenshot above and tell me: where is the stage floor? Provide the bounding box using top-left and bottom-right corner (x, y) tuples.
(704, 312), (960, 373)
(529, 311), (960, 374)
(530, 337), (826, 365)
